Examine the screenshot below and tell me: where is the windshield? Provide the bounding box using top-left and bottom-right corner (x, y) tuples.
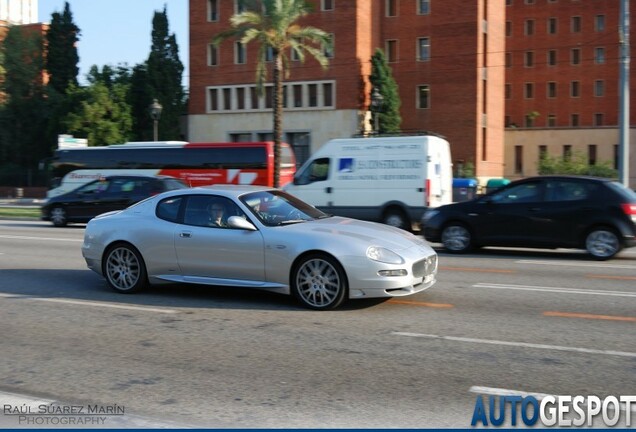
(240, 190), (329, 226)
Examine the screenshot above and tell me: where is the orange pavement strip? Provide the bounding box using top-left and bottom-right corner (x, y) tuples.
(586, 274), (636, 281)
(440, 266), (515, 274)
(544, 311), (636, 322)
(387, 299), (454, 308)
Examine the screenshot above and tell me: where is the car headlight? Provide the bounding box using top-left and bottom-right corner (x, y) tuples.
(366, 246), (405, 264)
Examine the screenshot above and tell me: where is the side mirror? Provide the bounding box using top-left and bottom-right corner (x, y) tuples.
(227, 216), (257, 231)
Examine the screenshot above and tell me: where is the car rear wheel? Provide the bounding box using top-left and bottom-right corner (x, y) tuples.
(585, 228), (621, 260)
(50, 206), (67, 227)
(292, 254), (347, 310)
(441, 223), (473, 253)
(103, 243), (148, 293)
(382, 208), (410, 231)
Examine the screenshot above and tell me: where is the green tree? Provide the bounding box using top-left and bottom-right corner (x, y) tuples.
(45, 1), (80, 94)
(370, 49), (401, 134)
(128, 63), (154, 141)
(212, 0), (331, 187)
(63, 77), (133, 146)
(538, 152), (618, 178)
(145, 6), (186, 141)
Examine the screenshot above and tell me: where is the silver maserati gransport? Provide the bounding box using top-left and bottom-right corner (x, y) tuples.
(82, 185), (438, 310)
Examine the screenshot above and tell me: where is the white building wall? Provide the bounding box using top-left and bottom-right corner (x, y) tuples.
(0, 0), (37, 24)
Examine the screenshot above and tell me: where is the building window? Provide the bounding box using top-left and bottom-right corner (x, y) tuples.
(571, 16), (581, 33)
(594, 47), (605, 64)
(594, 113), (604, 126)
(588, 144), (597, 165)
(386, 40), (398, 62)
(525, 0), (535, 4)
(386, 0), (397, 17)
(524, 51), (534, 67)
(321, 0), (334, 11)
(548, 114), (556, 127)
(209, 88), (218, 111)
(525, 19), (535, 35)
(293, 85), (302, 108)
(547, 49), (557, 66)
(514, 145), (523, 174)
(505, 83), (511, 99)
(417, 85), (430, 109)
(506, 52), (512, 67)
(571, 114), (580, 126)
(323, 82), (333, 107)
(571, 81), (580, 97)
(265, 87), (273, 109)
(571, 48), (580, 65)
(539, 145), (548, 161)
(308, 84), (318, 107)
(547, 82), (557, 98)
(563, 145), (572, 161)
(208, 0), (219, 21)
(323, 33), (334, 58)
(506, 21), (512, 37)
(417, 37), (430, 61)
(208, 44), (218, 66)
(594, 80), (605, 97)
(235, 0), (247, 13)
(250, 87), (259, 109)
(223, 88), (232, 110)
(235, 42), (246, 64)
(417, 0), (430, 15)
(548, 17), (557, 34)
(236, 87), (245, 110)
(524, 82), (534, 98)
(290, 37), (302, 61)
(506, 0), (512, 5)
(265, 46), (274, 62)
(595, 15), (605, 32)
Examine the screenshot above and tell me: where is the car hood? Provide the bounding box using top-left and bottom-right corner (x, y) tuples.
(281, 216), (427, 251)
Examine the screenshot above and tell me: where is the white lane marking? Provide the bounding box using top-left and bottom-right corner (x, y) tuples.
(392, 332), (636, 358)
(473, 283), (636, 298)
(0, 234), (82, 243)
(516, 259), (636, 270)
(0, 293), (179, 314)
(469, 386), (636, 412)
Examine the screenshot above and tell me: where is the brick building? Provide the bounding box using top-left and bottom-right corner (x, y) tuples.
(188, 0), (506, 179)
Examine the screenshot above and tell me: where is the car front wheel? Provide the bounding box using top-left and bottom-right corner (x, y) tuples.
(103, 243), (148, 293)
(585, 228), (621, 260)
(441, 223), (473, 253)
(291, 254), (347, 310)
(50, 206), (67, 227)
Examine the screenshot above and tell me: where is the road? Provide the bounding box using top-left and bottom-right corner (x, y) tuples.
(0, 220), (635, 428)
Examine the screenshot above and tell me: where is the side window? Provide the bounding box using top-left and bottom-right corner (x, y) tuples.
(78, 179), (109, 194)
(490, 182), (542, 203)
(295, 158), (330, 185)
(546, 181), (589, 202)
(183, 195), (247, 228)
(156, 197), (183, 223)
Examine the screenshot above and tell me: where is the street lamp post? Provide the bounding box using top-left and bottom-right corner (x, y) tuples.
(149, 99), (163, 142)
(370, 87), (384, 135)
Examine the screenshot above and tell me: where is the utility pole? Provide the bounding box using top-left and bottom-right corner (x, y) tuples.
(619, 0), (630, 186)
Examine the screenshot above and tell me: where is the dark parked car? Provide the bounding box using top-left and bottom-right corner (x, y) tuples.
(42, 175), (187, 227)
(421, 175), (636, 260)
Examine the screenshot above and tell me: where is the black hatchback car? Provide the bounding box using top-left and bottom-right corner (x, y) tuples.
(421, 175), (636, 260)
(42, 175), (187, 227)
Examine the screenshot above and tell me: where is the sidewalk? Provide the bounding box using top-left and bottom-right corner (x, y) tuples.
(0, 198), (44, 208)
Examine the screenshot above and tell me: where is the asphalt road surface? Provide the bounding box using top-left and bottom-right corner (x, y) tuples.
(1, 220), (635, 428)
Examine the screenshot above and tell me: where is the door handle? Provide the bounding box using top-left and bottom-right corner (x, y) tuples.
(179, 232), (192, 238)
(325, 187), (332, 194)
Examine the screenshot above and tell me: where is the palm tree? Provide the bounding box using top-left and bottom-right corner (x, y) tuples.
(212, 0), (331, 187)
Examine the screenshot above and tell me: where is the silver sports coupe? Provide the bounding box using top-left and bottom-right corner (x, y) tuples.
(82, 185), (438, 310)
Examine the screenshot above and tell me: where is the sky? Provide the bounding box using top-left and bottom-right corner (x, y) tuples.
(37, 0), (189, 86)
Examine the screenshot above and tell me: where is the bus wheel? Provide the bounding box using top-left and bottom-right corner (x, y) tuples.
(50, 206), (67, 227)
(383, 208), (410, 231)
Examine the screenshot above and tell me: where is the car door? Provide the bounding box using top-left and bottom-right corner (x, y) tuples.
(174, 195), (266, 283)
(474, 180), (548, 246)
(69, 178), (112, 220)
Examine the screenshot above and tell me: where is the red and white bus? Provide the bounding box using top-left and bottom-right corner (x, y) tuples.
(46, 141), (297, 198)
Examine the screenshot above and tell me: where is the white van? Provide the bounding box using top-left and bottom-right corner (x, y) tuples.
(283, 134), (453, 230)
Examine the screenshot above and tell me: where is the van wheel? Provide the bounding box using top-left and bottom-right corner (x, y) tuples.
(382, 208), (410, 231)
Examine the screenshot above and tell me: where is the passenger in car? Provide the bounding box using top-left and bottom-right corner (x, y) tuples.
(209, 202), (227, 227)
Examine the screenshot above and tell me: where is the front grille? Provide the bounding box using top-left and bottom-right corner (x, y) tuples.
(412, 255), (437, 278)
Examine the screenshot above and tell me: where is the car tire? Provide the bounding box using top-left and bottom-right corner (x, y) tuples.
(50, 206), (67, 227)
(291, 254), (347, 310)
(441, 223), (473, 253)
(382, 208), (410, 231)
(585, 227), (621, 260)
(102, 243), (148, 293)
